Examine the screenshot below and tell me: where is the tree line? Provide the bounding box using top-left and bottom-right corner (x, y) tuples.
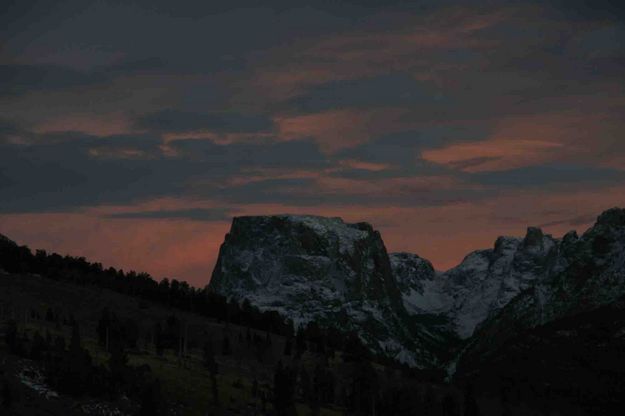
(0, 239), (291, 334)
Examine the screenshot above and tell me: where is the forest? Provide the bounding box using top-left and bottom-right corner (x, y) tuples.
(0, 237), (468, 415)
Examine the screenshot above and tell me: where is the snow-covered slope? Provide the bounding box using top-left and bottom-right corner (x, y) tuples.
(450, 208), (625, 391)
(390, 227), (559, 339)
(209, 208), (625, 369)
(389, 253), (448, 315)
(209, 215), (447, 367)
(456, 208), (625, 367)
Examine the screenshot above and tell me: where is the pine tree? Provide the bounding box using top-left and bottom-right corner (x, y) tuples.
(273, 361), (296, 416)
(70, 322), (81, 352)
(463, 384), (480, 416)
(139, 380), (162, 416)
(252, 378), (258, 398)
(154, 323), (164, 356)
(96, 308), (111, 348)
(4, 320), (18, 353)
(295, 328), (306, 358)
(45, 307), (54, 322)
(221, 335), (231, 356)
(109, 338), (129, 394)
(203, 341), (218, 375)
(284, 337), (292, 356)
(211, 373), (219, 405)
(1, 380), (12, 409)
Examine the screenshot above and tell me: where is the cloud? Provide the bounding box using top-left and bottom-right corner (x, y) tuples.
(538, 214), (597, 228)
(471, 164), (625, 189)
(0, 64), (107, 96)
(336, 126), (489, 166)
(134, 109), (275, 135)
(0, 130), (328, 213)
(284, 73), (443, 113)
(276, 108), (413, 152)
(106, 207), (233, 222)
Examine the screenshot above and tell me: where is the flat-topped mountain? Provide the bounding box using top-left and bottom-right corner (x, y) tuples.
(209, 214), (450, 367)
(210, 215), (402, 309)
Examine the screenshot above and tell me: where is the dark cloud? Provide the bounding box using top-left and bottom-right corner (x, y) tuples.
(285, 74), (443, 113)
(106, 57), (169, 73)
(0, 118), (21, 143)
(167, 137), (327, 169)
(446, 156), (502, 171)
(1, 0), (625, 218)
(335, 126), (490, 168)
(135, 110), (275, 134)
(538, 213), (597, 228)
(0, 64), (108, 96)
(106, 207), (233, 221)
(472, 164), (625, 188)
(0, 131), (327, 213)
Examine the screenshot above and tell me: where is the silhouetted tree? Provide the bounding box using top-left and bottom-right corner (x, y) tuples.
(203, 341), (218, 375)
(273, 361), (296, 416)
(284, 337), (293, 356)
(30, 331), (46, 361)
(4, 320), (18, 352)
(222, 335), (231, 356)
(45, 307), (54, 322)
(211, 373), (219, 406)
(97, 308), (111, 349)
(1, 380), (12, 409)
(138, 380), (162, 416)
(295, 327), (306, 358)
(442, 393), (459, 416)
(464, 384), (480, 416)
(154, 323), (164, 356)
(252, 378), (258, 398)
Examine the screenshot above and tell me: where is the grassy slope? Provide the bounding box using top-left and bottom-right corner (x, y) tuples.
(0, 271), (344, 416)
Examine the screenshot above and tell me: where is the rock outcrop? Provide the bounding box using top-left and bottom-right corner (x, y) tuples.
(389, 227), (559, 339)
(209, 215), (446, 367)
(209, 208), (625, 371)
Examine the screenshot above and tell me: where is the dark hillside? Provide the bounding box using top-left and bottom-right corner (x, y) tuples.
(0, 237), (460, 416)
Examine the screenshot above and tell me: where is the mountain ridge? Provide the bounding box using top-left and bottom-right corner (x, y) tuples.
(209, 208), (625, 369)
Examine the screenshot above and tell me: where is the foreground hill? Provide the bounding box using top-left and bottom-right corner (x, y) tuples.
(0, 233), (459, 416)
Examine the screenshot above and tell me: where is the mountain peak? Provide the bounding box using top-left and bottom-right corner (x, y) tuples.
(596, 207), (625, 227)
(494, 235), (520, 255)
(209, 214), (446, 367)
(523, 226), (544, 245)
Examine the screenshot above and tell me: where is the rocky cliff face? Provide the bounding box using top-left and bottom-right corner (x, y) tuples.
(210, 215), (402, 312)
(209, 215), (445, 367)
(389, 227), (559, 339)
(389, 253), (442, 315)
(455, 208), (625, 375)
(449, 209), (625, 414)
(209, 209), (625, 371)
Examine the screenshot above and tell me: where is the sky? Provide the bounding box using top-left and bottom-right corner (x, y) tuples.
(1, 0), (625, 287)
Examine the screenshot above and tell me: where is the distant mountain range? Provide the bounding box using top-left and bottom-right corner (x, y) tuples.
(208, 208), (625, 373)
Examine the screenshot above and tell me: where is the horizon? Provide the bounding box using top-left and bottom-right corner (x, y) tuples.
(2, 0), (625, 287)
(0, 207), (611, 287)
